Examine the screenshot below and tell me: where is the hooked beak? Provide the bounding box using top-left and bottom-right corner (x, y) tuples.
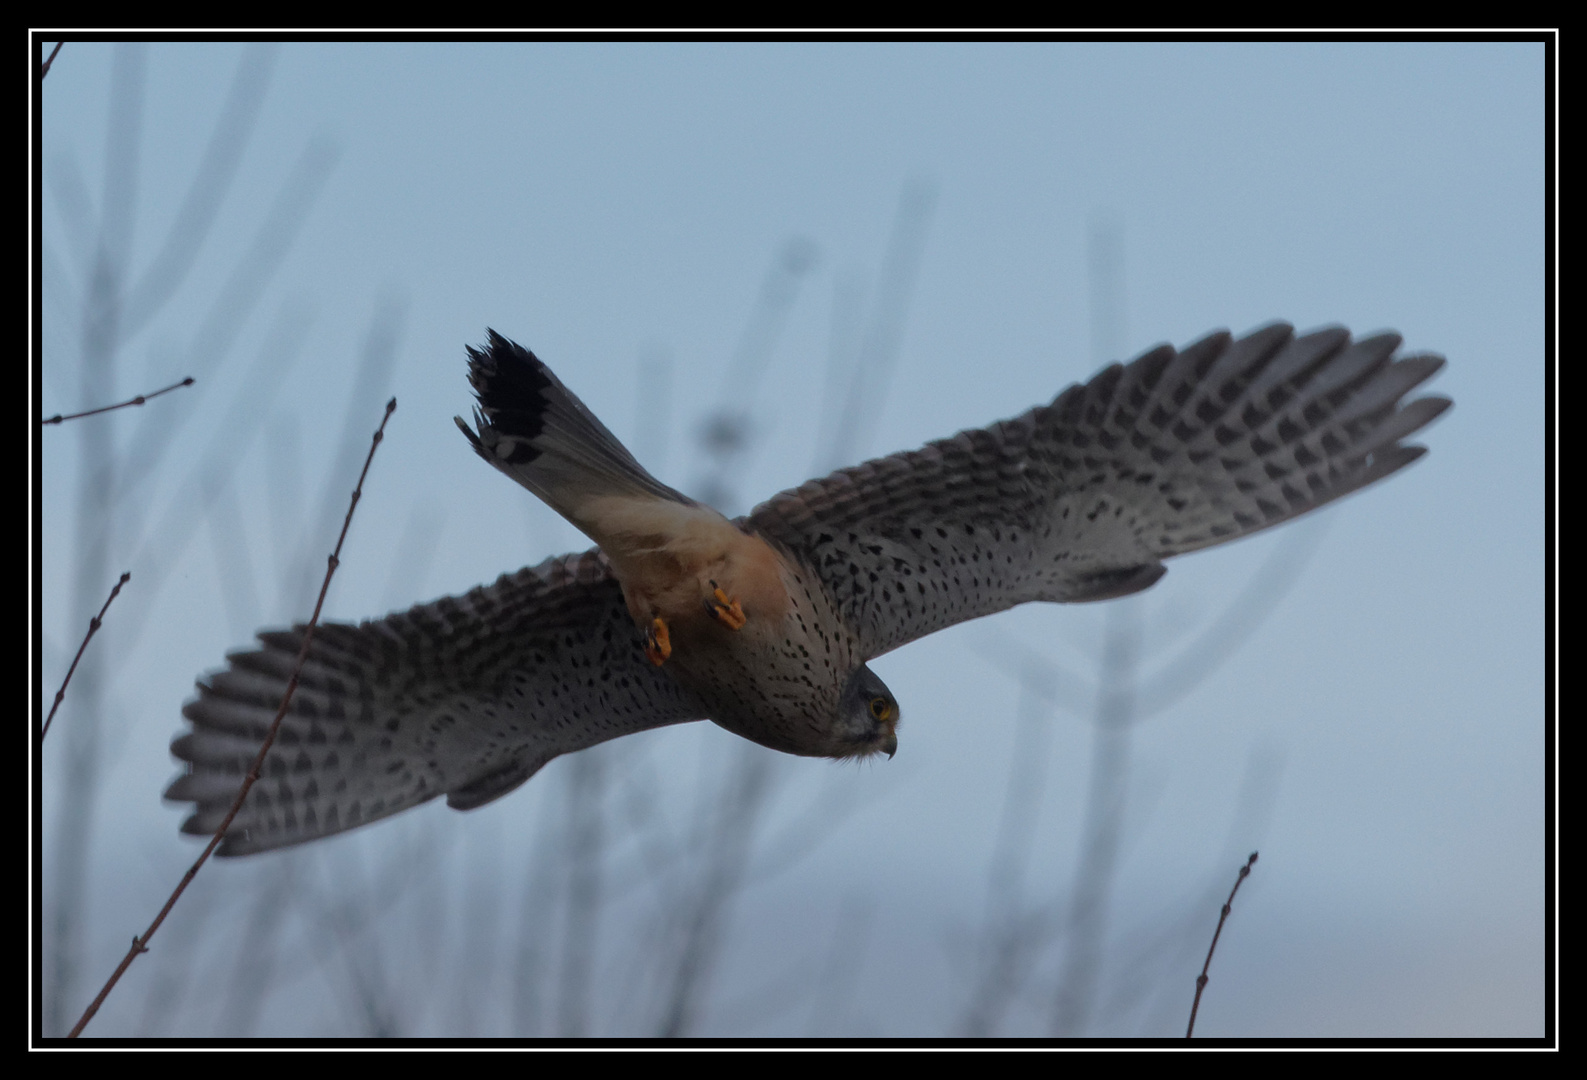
(881, 731), (897, 759)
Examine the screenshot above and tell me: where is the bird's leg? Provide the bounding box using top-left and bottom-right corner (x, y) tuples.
(705, 580), (746, 630)
(643, 616), (672, 666)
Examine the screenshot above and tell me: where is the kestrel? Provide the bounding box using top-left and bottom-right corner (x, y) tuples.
(168, 323), (1449, 854)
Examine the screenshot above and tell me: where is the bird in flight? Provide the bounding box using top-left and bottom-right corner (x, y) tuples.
(168, 323), (1449, 854)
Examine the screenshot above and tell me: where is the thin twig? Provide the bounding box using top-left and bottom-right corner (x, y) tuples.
(41, 41), (63, 80)
(42, 376), (194, 425)
(1185, 851), (1258, 1038)
(40, 572), (130, 743)
(67, 397), (396, 1039)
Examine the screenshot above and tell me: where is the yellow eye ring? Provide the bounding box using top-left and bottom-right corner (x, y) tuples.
(869, 697), (892, 721)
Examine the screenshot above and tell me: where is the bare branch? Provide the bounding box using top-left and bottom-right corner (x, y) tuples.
(819, 179), (936, 473)
(654, 744), (773, 1036)
(111, 303), (314, 659)
(113, 136), (340, 503)
(961, 681), (1058, 1036)
(41, 376), (193, 426)
(693, 236), (818, 515)
(1185, 851), (1259, 1039)
(41, 41), (63, 80)
(121, 45), (278, 342)
(39, 572), (129, 742)
(67, 398), (397, 1039)
(1052, 601), (1140, 1036)
(1136, 520), (1327, 721)
(969, 628), (1089, 714)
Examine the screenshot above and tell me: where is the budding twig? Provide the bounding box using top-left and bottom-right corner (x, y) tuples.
(67, 398), (396, 1039)
(40, 572), (130, 743)
(1186, 851), (1258, 1038)
(42, 376), (194, 426)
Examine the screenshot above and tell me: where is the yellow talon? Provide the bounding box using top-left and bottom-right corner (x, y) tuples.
(706, 583), (746, 630)
(644, 616), (672, 666)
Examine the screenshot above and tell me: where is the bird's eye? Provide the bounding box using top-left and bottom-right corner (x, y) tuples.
(869, 697), (892, 721)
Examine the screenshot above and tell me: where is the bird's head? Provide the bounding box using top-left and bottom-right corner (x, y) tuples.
(832, 664), (900, 760)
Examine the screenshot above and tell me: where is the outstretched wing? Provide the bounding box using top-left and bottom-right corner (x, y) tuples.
(167, 550), (701, 855)
(747, 323), (1450, 659)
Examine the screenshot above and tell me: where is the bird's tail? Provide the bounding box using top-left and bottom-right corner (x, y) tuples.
(456, 330), (692, 535)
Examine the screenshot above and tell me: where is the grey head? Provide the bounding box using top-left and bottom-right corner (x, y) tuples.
(832, 664), (900, 760)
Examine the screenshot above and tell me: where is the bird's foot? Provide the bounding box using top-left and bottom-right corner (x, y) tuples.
(705, 582), (746, 630)
(643, 616), (672, 666)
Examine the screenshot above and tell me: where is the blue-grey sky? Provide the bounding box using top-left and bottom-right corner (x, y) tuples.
(38, 40), (1545, 1038)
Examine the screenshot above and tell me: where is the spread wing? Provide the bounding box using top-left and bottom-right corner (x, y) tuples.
(166, 550), (701, 855)
(747, 323), (1450, 659)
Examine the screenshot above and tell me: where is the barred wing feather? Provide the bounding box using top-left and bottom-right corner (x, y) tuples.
(167, 550), (701, 855)
(748, 324), (1449, 659)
